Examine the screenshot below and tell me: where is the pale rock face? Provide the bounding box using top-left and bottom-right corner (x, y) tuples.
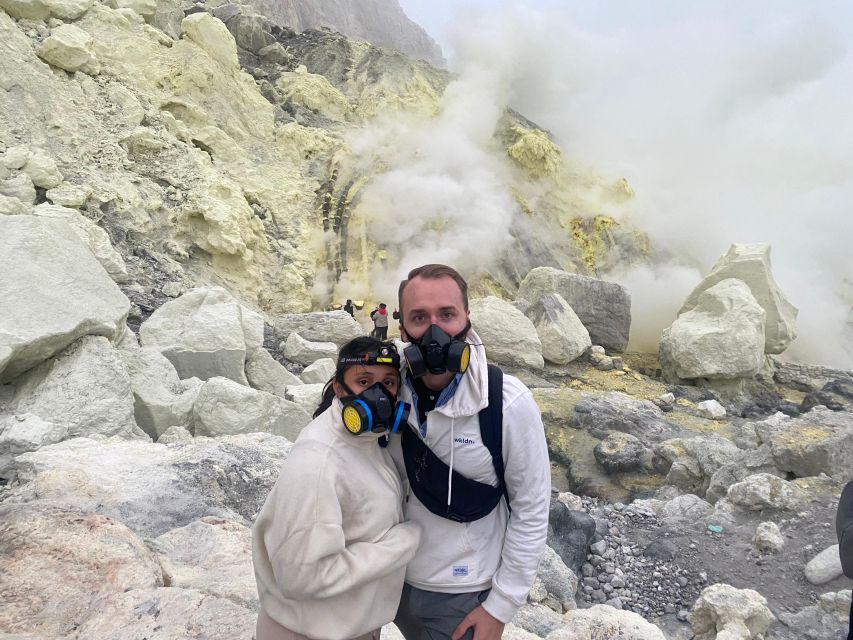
(300, 357), (336, 385)
(275, 311), (364, 347)
(752, 521), (784, 553)
(469, 296), (544, 370)
(512, 603), (565, 638)
(0, 172), (37, 204)
(139, 287), (252, 385)
(181, 13), (239, 70)
(9, 433), (293, 536)
(681, 244), (797, 354)
(532, 545), (578, 613)
(0, 216), (130, 382)
(192, 376), (311, 440)
(549, 604), (667, 639)
(45, 0), (93, 20)
(283, 331), (339, 365)
(658, 434), (745, 498)
(157, 425), (193, 443)
(276, 65), (351, 120)
(697, 399), (726, 420)
(725, 473), (804, 511)
(0, 192), (30, 215)
(22, 148), (63, 188)
(689, 583), (775, 640)
(245, 347), (302, 397)
(46, 182), (92, 207)
(149, 517), (257, 608)
(517, 267), (631, 353)
(1, 335), (145, 441)
(31, 203), (128, 282)
(109, 0), (154, 17)
(804, 544), (843, 585)
(37, 24), (101, 75)
(240, 304), (265, 353)
(0, 0), (50, 20)
(1, 145), (31, 170)
(0, 504), (163, 638)
(0, 413), (68, 473)
(67, 587), (257, 639)
(659, 494), (713, 523)
(284, 382), (324, 417)
(524, 293), (591, 365)
(660, 279), (766, 381)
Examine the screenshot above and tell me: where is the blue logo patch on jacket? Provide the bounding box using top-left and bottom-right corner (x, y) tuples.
(453, 565), (469, 577)
(453, 436), (476, 445)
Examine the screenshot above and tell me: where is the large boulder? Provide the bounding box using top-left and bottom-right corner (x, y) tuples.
(804, 544), (843, 585)
(549, 605), (667, 639)
(181, 13), (239, 70)
(7, 433), (292, 537)
(1, 336), (144, 442)
(283, 331), (338, 365)
(752, 406), (853, 480)
(0, 0), (49, 20)
(688, 583), (775, 640)
(777, 589), (852, 640)
(36, 24), (100, 75)
(0, 215), (130, 382)
(512, 603), (565, 638)
(0, 504), (163, 638)
(572, 392), (683, 444)
(724, 473), (805, 511)
(192, 376), (311, 440)
(0, 413), (67, 474)
(524, 293), (591, 365)
(274, 310), (363, 346)
(245, 347), (302, 397)
(32, 203), (128, 282)
(67, 587), (256, 639)
(660, 278), (766, 381)
(285, 383), (324, 417)
(593, 432), (651, 474)
(21, 148), (63, 189)
(226, 13), (276, 54)
(300, 357), (336, 385)
(139, 287), (259, 385)
(148, 517), (257, 608)
(547, 501), (596, 574)
(469, 296), (544, 370)
(517, 267), (631, 352)
(653, 435), (742, 497)
(681, 244), (797, 354)
(531, 545), (578, 613)
(44, 0), (92, 20)
(705, 445), (785, 504)
(0, 172), (36, 205)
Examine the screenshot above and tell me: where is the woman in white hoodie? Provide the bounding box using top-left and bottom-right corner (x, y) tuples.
(253, 337), (421, 640)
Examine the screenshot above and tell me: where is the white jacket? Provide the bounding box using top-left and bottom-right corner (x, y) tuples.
(253, 400), (422, 640)
(388, 330), (551, 623)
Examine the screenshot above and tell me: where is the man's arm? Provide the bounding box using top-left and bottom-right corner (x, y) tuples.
(482, 385), (551, 623)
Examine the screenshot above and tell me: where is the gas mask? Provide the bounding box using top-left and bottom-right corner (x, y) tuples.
(340, 382), (411, 436)
(403, 322), (471, 378)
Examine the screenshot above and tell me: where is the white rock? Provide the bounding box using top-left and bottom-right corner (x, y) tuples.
(283, 331), (338, 365)
(681, 244), (797, 354)
(157, 425), (193, 444)
(245, 347), (302, 397)
(139, 287), (251, 385)
(0, 193), (30, 215)
(804, 544), (843, 585)
(660, 279), (766, 381)
(161, 281), (184, 297)
(275, 310), (364, 346)
(0, 503), (163, 638)
(697, 399), (727, 420)
(284, 383), (324, 417)
(1, 145), (31, 170)
(469, 296), (544, 370)
(37, 24), (101, 75)
(0, 413), (67, 472)
(45, 0), (92, 20)
(181, 13), (238, 70)
(660, 494), (713, 522)
(752, 521), (784, 554)
(0, 172), (37, 204)
(22, 149), (63, 188)
(525, 293), (591, 365)
(46, 182), (91, 207)
(726, 473), (804, 511)
(192, 376), (311, 440)
(149, 517), (257, 608)
(32, 204), (128, 282)
(2, 335), (145, 441)
(689, 583), (775, 640)
(0, 216), (129, 383)
(549, 605), (667, 639)
(0, 0), (50, 20)
(535, 545), (578, 613)
(556, 491), (584, 511)
(240, 304), (264, 353)
(109, 0), (154, 17)
(300, 357), (336, 385)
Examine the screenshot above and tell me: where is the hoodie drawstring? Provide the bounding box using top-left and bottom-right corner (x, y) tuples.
(447, 417), (455, 510)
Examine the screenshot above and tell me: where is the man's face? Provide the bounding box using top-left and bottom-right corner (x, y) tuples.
(400, 275), (469, 342)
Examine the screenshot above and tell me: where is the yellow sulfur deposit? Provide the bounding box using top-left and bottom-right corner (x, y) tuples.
(569, 215), (618, 273)
(276, 65), (351, 121)
(507, 125), (562, 178)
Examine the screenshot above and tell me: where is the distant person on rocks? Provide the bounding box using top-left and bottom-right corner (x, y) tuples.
(389, 263), (551, 640)
(343, 298), (355, 317)
(253, 337), (420, 640)
(371, 302), (389, 340)
(836, 480), (853, 640)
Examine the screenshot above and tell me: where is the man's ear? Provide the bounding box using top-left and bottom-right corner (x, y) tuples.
(399, 323), (409, 342)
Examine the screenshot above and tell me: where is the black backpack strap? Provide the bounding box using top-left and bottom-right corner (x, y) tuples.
(480, 364), (510, 515)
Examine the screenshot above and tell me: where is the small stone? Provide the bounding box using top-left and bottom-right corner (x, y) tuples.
(677, 610), (690, 622)
(707, 524), (723, 534)
(590, 540), (608, 556)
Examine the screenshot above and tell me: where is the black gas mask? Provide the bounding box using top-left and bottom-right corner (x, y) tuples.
(340, 382), (411, 436)
(403, 322), (471, 378)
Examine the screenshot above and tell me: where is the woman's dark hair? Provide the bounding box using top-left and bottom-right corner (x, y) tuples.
(313, 336), (400, 418)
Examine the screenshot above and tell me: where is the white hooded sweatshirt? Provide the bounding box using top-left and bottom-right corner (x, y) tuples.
(253, 399), (421, 640)
(388, 330), (551, 623)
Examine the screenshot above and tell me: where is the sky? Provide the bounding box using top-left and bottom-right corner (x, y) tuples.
(381, 0), (853, 367)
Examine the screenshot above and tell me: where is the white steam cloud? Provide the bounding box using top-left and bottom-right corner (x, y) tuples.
(433, 1), (852, 367)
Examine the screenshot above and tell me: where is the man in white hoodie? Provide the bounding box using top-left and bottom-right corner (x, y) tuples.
(389, 264), (551, 640)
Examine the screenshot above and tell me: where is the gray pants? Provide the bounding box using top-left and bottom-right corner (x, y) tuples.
(394, 584), (490, 640)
